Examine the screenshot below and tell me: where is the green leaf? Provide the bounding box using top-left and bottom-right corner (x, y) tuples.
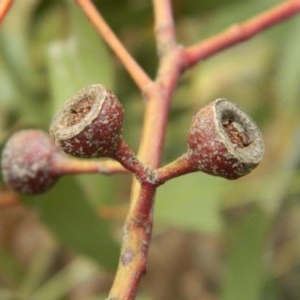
(31, 258), (100, 300)
(18, 243), (57, 295)
(0, 1), (48, 126)
(0, 247), (23, 286)
(155, 173), (225, 233)
(23, 176), (119, 270)
(47, 1), (114, 114)
(276, 16), (300, 114)
(221, 208), (271, 300)
(0, 1), (36, 92)
(68, 2), (114, 88)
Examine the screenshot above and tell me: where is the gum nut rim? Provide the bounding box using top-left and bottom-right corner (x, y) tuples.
(213, 99), (264, 164)
(49, 84), (121, 143)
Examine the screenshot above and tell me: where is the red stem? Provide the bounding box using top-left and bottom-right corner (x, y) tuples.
(155, 153), (192, 185)
(113, 140), (151, 183)
(152, 0), (176, 56)
(52, 155), (126, 175)
(107, 1), (182, 298)
(184, 0), (300, 67)
(0, 0), (13, 25)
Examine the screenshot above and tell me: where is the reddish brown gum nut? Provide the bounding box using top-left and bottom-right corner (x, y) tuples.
(187, 99), (264, 179)
(1, 130), (59, 194)
(49, 84), (124, 158)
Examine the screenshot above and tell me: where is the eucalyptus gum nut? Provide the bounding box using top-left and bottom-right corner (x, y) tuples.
(50, 84), (124, 158)
(1, 130), (59, 195)
(187, 99), (264, 179)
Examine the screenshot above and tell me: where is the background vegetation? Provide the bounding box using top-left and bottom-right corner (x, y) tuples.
(1, 0), (300, 299)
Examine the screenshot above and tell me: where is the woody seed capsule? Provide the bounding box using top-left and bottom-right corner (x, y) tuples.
(50, 84), (124, 158)
(187, 99), (264, 179)
(1, 130), (60, 194)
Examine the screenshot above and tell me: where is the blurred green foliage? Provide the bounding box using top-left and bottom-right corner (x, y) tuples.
(1, 0), (300, 299)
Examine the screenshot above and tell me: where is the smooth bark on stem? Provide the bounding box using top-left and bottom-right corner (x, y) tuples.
(52, 156), (126, 175)
(107, 184), (155, 300)
(108, 48), (184, 300)
(152, 0), (176, 55)
(155, 154), (192, 185)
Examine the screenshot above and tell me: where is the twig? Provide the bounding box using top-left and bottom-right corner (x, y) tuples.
(106, 86), (177, 300)
(152, 0), (176, 56)
(0, 0), (13, 25)
(52, 156), (127, 175)
(106, 183), (155, 300)
(184, 0), (300, 67)
(155, 154), (191, 185)
(107, 1), (182, 299)
(74, 0), (153, 91)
